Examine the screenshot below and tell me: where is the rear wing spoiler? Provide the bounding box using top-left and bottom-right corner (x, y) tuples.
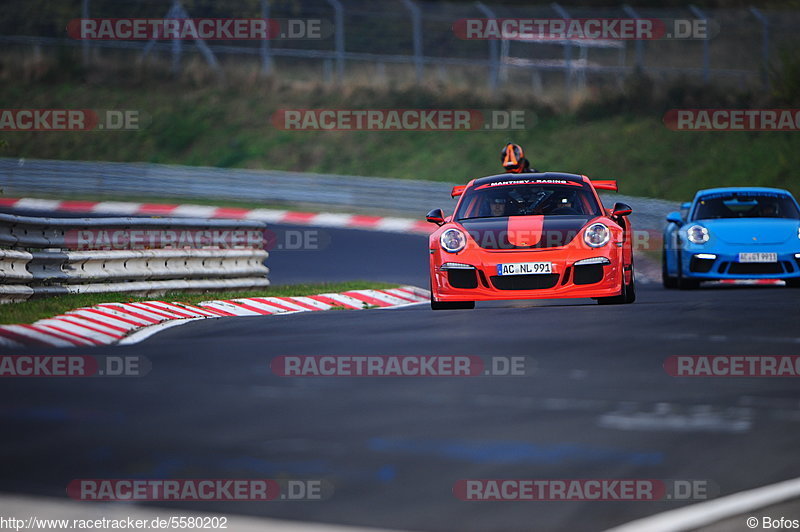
(451, 185), (467, 198)
(453, 180), (617, 196)
(591, 180), (618, 192)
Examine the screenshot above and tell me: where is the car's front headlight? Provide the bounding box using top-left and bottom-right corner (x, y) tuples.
(584, 223), (610, 248)
(440, 228), (467, 253)
(687, 225), (709, 244)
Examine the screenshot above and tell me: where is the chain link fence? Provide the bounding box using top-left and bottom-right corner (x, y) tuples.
(2, 1), (799, 95)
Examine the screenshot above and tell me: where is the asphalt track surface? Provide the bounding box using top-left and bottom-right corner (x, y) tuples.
(2, 217), (800, 531)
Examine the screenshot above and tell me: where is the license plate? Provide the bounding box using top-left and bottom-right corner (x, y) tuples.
(497, 262), (553, 276)
(738, 252), (777, 263)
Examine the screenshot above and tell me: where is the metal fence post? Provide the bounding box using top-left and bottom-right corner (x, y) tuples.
(623, 4), (644, 72)
(551, 3), (574, 100)
(81, 0), (90, 66)
(261, 0), (274, 75)
(475, 2), (498, 92)
(402, 0), (423, 83)
(749, 6), (770, 90)
(689, 5), (710, 83)
(169, 1), (182, 74)
(326, 0), (345, 81)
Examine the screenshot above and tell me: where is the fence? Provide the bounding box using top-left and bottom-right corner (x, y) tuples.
(2, 1), (799, 94)
(0, 211), (270, 301)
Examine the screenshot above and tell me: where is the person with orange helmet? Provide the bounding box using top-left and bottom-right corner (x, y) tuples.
(500, 143), (538, 174)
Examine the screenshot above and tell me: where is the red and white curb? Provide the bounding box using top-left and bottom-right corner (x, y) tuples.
(0, 286), (430, 349)
(0, 197), (431, 234)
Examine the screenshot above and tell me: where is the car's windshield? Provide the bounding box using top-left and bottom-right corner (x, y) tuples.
(455, 180), (601, 220)
(692, 192), (800, 220)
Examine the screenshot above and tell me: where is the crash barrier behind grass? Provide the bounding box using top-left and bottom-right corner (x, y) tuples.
(0, 158), (677, 232)
(0, 212), (269, 302)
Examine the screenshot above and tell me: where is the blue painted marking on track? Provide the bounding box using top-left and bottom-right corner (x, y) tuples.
(367, 437), (662, 465)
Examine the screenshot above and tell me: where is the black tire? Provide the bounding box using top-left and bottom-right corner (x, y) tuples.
(597, 270), (636, 305)
(675, 249), (700, 289)
(662, 251), (678, 289)
(429, 283), (475, 310)
(430, 298), (475, 310)
(785, 278), (800, 288)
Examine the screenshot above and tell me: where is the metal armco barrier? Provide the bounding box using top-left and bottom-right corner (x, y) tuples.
(0, 212), (269, 302)
(0, 158), (677, 231)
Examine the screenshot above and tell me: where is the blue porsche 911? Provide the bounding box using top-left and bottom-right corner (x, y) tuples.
(663, 187), (800, 289)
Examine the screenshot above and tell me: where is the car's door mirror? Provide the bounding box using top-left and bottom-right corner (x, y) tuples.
(680, 202), (692, 209)
(612, 202), (632, 218)
(666, 211), (684, 226)
(426, 208), (445, 226)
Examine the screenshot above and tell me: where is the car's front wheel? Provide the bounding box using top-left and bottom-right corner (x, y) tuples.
(430, 297), (475, 310)
(429, 282), (475, 310)
(662, 251), (678, 289)
(597, 269), (636, 305)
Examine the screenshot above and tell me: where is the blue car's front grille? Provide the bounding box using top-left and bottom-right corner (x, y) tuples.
(727, 262), (785, 275)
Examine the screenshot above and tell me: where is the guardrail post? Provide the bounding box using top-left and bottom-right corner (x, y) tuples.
(261, 0), (274, 76)
(326, 0), (345, 82)
(689, 5), (710, 84)
(749, 6), (770, 90)
(475, 2), (499, 92)
(402, 0), (423, 83)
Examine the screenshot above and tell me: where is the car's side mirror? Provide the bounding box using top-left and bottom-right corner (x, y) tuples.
(426, 208), (445, 226)
(666, 211), (684, 226)
(612, 202), (632, 218)
(680, 202), (692, 209)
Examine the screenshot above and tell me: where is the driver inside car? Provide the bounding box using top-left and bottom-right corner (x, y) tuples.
(546, 194), (579, 215)
(488, 197), (507, 217)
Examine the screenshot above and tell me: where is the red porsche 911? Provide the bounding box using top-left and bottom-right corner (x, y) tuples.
(426, 173), (635, 309)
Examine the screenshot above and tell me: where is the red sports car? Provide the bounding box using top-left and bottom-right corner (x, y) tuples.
(426, 172), (635, 309)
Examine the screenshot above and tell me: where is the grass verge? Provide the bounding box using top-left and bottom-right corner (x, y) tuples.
(2, 72), (799, 203)
(0, 281), (400, 325)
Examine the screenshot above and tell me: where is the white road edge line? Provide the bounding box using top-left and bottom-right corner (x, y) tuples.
(117, 317), (208, 345)
(115, 295), (427, 345)
(604, 476), (800, 532)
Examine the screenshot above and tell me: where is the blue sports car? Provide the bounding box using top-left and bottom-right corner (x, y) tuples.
(663, 187), (800, 289)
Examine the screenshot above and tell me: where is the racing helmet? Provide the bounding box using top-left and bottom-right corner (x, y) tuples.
(500, 143), (526, 173)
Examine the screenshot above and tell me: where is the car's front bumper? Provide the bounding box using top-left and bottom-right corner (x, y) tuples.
(680, 249), (800, 280)
(430, 246), (626, 301)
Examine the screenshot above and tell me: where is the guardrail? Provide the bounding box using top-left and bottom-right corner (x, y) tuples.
(0, 158), (677, 231)
(0, 212), (270, 302)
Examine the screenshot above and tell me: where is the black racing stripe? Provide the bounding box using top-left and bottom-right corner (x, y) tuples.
(460, 216), (590, 249)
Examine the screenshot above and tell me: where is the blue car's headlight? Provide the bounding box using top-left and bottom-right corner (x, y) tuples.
(687, 225), (709, 244)
(440, 228), (467, 253)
